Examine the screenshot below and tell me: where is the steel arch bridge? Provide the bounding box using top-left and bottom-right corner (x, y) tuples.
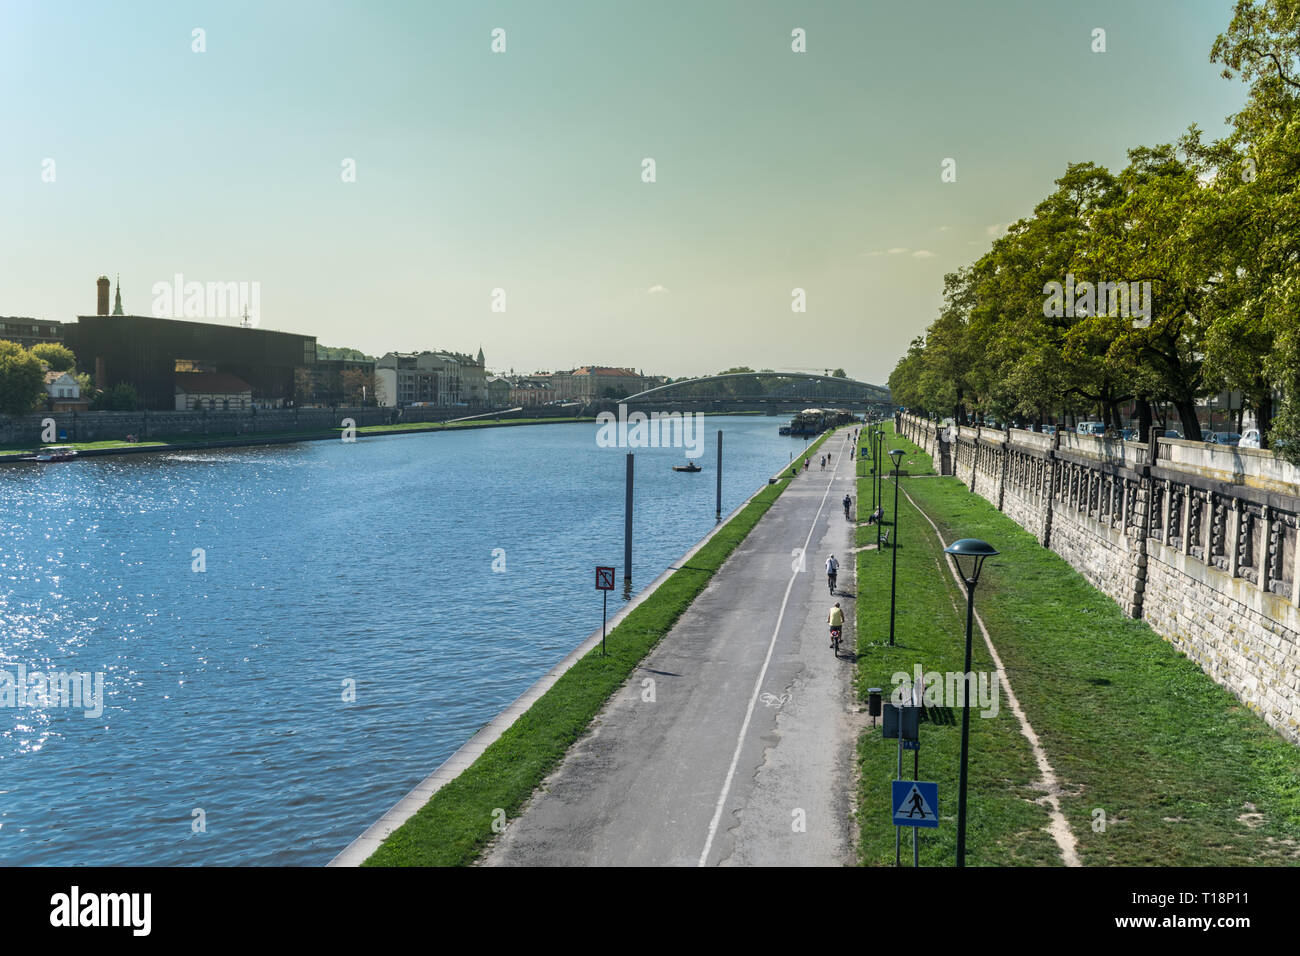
(620, 371), (892, 411)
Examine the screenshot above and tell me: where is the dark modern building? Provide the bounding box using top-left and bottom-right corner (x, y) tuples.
(64, 313), (317, 411)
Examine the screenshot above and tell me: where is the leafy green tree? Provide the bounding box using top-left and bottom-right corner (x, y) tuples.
(109, 383), (139, 411)
(0, 340), (47, 415)
(30, 343), (76, 372)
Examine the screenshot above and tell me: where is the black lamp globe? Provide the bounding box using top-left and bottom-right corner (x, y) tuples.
(889, 447), (904, 466)
(944, 538), (999, 587)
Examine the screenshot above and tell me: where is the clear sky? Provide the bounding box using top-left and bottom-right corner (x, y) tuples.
(0, 0), (1247, 385)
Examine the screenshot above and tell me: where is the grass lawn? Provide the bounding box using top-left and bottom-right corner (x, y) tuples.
(853, 424), (1300, 866)
(364, 427), (841, 866)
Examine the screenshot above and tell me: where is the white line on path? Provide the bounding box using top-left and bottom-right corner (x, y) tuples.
(894, 477), (1082, 867)
(697, 432), (844, 866)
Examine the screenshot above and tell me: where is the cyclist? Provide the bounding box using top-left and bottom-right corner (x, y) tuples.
(828, 602), (844, 648)
(843, 494), (852, 519)
(826, 554), (839, 593)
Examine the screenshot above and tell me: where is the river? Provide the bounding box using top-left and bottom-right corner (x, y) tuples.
(0, 415), (814, 864)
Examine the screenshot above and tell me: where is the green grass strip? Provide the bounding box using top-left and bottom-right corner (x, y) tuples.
(363, 428), (840, 865)
(853, 427), (1058, 866)
(854, 425), (1300, 866)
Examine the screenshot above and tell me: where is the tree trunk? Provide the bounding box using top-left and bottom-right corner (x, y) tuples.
(1176, 398), (1202, 441)
(1136, 398), (1152, 441)
(1256, 392), (1274, 447)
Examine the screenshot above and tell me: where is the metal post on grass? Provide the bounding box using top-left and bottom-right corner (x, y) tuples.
(943, 538), (999, 868)
(624, 453), (634, 586)
(716, 430), (722, 522)
(895, 712), (903, 867)
(888, 448), (903, 646)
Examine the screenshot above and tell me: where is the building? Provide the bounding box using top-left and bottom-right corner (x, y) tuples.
(486, 375), (511, 406)
(509, 378), (553, 407)
(517, 371), (575, 401)
(43, 370), (89, 412)
(375, 347), (488, 407)
(569, 366), (651, 402)
(174, 372), (253, 412)
(59, 275), (316, 411)
(0, 317), (64, 350)
(64, 312), (315, 411)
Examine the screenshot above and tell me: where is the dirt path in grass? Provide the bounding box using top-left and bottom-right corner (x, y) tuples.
(896, 479), (1082, 867)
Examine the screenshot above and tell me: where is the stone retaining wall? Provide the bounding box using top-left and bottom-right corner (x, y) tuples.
(898, 411), (1300, 743)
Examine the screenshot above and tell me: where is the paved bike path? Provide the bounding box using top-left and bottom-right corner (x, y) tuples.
(481, 429), (864, 866)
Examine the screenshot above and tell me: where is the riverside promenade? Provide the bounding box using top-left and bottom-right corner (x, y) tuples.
(482, 429), (864, 866)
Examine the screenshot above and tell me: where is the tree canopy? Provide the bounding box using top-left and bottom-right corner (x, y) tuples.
(888, 0), (1300, 455)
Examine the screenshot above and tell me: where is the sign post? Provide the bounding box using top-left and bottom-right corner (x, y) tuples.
(595, 566), (615, 656)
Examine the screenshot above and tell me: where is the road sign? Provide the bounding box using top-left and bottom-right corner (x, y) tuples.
(892, 780), (939, 829)
(595, 566), (615, 591)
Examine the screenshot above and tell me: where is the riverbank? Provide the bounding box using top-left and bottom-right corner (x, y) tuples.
(0, 415), (596, 464)
(852, 425), (1300, 865)
(341, 426), (843, 866)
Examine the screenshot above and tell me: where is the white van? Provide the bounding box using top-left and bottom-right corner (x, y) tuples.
(1240, 428), (1261, 449)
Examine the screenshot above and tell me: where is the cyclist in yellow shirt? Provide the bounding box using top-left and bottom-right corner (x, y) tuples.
(827, 602), (844, 647)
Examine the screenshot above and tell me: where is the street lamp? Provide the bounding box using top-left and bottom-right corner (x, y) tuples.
(943, 537), (999, 868)
(887, 447), (904, 646)
(874, 430), (885, 550)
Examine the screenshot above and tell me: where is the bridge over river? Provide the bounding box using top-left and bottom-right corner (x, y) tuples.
(602, 371), (893, 416)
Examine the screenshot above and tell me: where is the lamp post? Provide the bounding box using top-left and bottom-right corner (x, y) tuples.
(874, 430), (885, 551)
(943, 537), (999, 868)
(887, 447), (903, 645)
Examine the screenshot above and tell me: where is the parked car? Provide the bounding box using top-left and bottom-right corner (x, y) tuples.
(1120, 428), (1137, 441)
(1239, 428), (1261, 449)
(1163, 429), (1182, 439)
(1041, 424), (1057, 435)
(1077, 422), (1106, 436)
(1206, 431), (1242, 446)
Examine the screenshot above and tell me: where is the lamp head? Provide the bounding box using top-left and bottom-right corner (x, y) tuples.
(889, 448), (904, 465)
(943, 538), (999, 586)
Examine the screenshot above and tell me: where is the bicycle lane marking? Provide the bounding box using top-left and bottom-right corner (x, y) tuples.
(894, 477), (1081, 866)
(697, 429), (845, 866)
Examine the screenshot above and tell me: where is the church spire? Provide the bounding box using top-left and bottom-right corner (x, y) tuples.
(112, 275), (123, 315)
(476, 345), (485, 366)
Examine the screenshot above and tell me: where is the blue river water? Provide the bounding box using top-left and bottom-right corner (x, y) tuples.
(0, 415), (814, 865)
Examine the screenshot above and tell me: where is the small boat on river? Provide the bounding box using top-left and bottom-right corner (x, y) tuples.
(673, 461), (702, 473)
(35, 445), (78, 462)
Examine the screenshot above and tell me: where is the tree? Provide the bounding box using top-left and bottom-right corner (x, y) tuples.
(0, 341), (47, 415)
(340, 368), (379, 405)
(30, 343), (76, 372)
(108, 383), (139, 411)
(294, 368), (313, 406)
(1208, 0), (1300, 454)
(831, 368), (846, 378)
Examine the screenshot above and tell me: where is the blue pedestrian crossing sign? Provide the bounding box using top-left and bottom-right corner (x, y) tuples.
(892, 780), (939, 829)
